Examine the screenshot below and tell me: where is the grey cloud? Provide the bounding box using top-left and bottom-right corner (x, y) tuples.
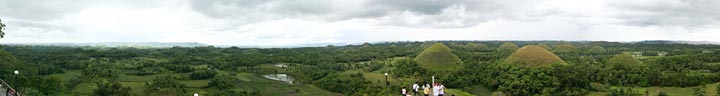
(0, 0), (88, 20)
(609, 0), (720, 27)
(189, 0), (541, 28)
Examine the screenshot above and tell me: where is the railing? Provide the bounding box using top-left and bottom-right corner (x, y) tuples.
(0, 78), (19, 96)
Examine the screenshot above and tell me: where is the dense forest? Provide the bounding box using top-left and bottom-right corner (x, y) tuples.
(1, 41), (720, 96)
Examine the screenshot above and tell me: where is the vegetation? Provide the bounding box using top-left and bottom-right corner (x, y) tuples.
(413, 43), (462, 72)
(0, 18), (5, 38)
(464, 43), (488, 51)
(587, 46), (607, 54)
(497, 42), (519, 52)
(1, 41), (720, 95)
(554, 44), (578, 53)
(504, 45), (566, 67)
(538, 44), (552, 50)
(93, 81), (132, 96)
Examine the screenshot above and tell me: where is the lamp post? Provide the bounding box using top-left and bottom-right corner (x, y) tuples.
(384, 72), (388, 96)
(14, 70), (19, 94)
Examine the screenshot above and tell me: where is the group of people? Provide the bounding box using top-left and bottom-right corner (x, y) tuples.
(402, 82), (447, 96)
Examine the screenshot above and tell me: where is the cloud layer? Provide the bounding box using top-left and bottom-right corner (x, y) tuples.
(0, 0), (719, 46)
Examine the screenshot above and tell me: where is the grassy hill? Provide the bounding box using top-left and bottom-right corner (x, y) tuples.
(414, 43), (462, 71)
(554, 44), (577, 52)
(587, 46), (606, 53)
(497, 42), (519, 52)
(504, 45), (566, 67)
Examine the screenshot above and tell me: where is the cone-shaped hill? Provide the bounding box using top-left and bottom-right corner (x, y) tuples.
(414, 43), (462, 71)
(497, 42), (519, 52)
(554, 44), (577, 52)
(587, 46), (606, 53)
(504, 45), (566, 67)
(0, 50), (18, 67)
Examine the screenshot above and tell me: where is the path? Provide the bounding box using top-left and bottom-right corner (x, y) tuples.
(0, 77), (14, 96)
(1, 87), (5, 96)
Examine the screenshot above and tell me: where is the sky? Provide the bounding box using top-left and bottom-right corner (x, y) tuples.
(0, 0), (719, 46)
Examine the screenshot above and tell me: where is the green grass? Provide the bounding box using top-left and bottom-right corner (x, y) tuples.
(118, 82), (147, 95)
(44, 70), (81, 82)
(372, 67), (394, 73)
(706, 83), (719, 96)
(236, 72), (254, 82)
(363, 72), (400, 86)
(117, 74), (155, 82)
(231, 72), (341, 96)
(446, 89), (476, 96)
(51, 69), (337, 96)
(586, 92), (606, 96)
(71, 83), (97, 95)
(589, 83), (720, 96)
(468, 84), (492, 96)
(179, 80), (210, 88)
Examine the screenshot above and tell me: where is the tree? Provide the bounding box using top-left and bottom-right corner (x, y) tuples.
(93, 82), (132, 96)
(314, 73), (369, 95)
(207, 74), (240, 89)
(148, 75), (184, 89)
(1, 18), (6, 38)
(145, 75), (186, 95)
(190, 70), (217, 80)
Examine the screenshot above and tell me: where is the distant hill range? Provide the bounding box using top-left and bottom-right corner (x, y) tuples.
(2, 42), (210, 48)
(630, 40), (720, 45)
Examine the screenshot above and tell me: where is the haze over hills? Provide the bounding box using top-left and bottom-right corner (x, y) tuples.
(630, 40), (720, 45)
(1, 40), (719, 48)
(2, 42), (209, 48)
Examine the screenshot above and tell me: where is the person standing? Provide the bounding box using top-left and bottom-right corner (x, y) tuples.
(413, 82), (420, 96)
(432, 83), (440, 96)
(438, 83), (445, 96)
(402, 87), (408, 96)
(423, 84), (431, 96)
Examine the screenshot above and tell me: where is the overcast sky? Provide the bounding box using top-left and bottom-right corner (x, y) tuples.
(0, 0), (719, 46)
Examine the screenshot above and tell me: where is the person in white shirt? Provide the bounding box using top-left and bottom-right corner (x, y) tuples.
(432, 83), (440, 96)
(402, 87), (408, 96)
(413, 82), (420, 96)
(438, 84), (445, 96)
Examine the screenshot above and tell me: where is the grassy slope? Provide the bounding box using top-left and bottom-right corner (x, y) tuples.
(505, 45), (566, 67)
(47, 68), (340, 96)
(468, 84), (493, 96)
(588, 82), (720, 96)
(414, 43), (462, 71)
(44, 70), (81, 82)
(497, 42), (519, 51)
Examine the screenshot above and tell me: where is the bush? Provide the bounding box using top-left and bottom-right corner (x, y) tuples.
(314, 73), (369, 95)
(93, 82), (131, 96)
(190, 70), (217, 80)
(207, 74), (240, 89)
